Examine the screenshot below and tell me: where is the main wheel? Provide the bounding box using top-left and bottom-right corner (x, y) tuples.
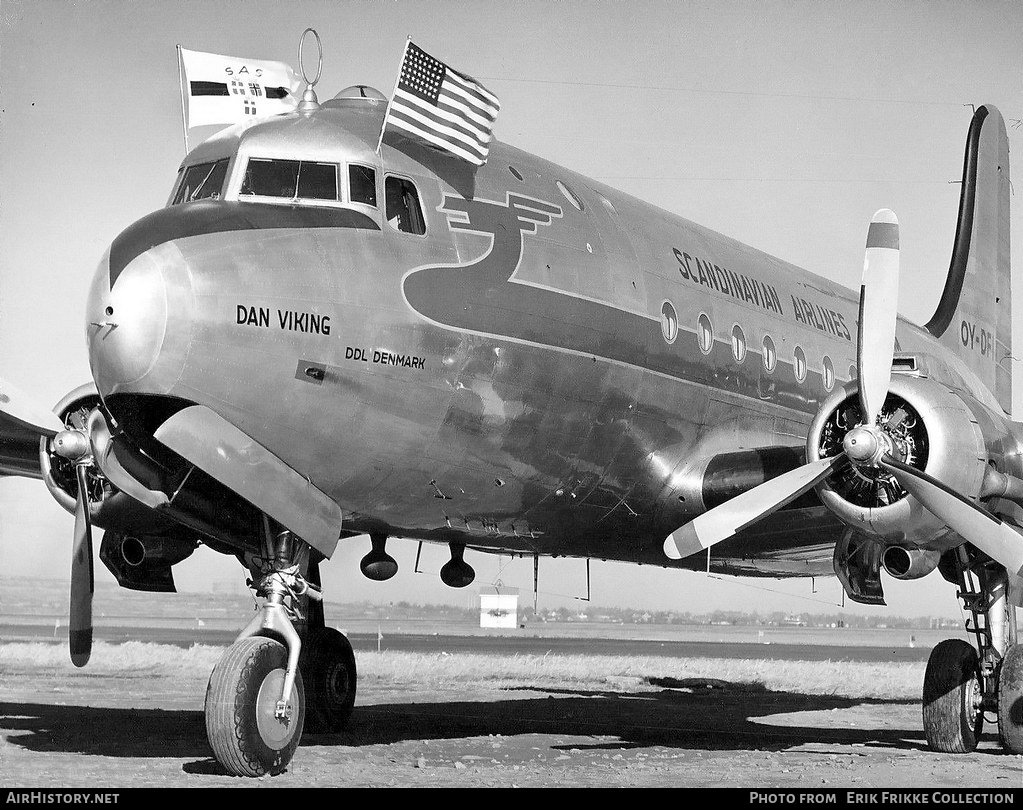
(922, 638), (983, 753)
(205, 636), (305, 776)
(301, 627), (357, 733)
(998, 643), (1023, 752)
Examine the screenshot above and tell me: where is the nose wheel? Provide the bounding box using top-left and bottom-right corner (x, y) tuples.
(205, 636), (306, 776)
(204, 526), (313, 776)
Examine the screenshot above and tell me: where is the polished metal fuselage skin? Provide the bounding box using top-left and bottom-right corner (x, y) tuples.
(84, 98), (1015, 578)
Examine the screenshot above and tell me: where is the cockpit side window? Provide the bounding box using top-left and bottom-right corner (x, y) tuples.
(240, 158), (340, 202)
(385, 176), (426, 235)
(171, 158), (229, 205)
(349, 164), (377, 207)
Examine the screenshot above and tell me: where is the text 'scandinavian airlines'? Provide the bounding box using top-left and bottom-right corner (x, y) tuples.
(3, 36), (1020, 774)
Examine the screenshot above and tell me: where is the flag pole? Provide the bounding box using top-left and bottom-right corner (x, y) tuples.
(375, 36), (411, 156)
(176, 45), (190, 154)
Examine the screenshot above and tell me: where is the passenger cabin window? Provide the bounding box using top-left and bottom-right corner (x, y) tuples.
(240, 158), (339, 202)
(697, 313), (714, 355)
(385, 176), (426, 235)
(793, 346), (807, 382)
(171, 158), (229, 205)
(349, 164), (377, 207)
(823, 356), (835, 391)
(660, 301), (677, 344)
(762, 335), (777, 372)
(731, 324), (747, 363)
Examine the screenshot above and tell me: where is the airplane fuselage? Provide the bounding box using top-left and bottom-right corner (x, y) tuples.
(84, 94), (1014, 578)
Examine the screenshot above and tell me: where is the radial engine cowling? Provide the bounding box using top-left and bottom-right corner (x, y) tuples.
(807, 374), (988, 548)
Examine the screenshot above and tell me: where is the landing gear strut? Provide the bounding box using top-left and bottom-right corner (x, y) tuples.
(203, 522), (357, 776)
(923, 547), (1018, 753)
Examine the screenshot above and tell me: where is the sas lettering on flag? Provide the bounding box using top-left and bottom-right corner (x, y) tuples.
(381, 41), (500, 166)
(178, 47), (302, 130)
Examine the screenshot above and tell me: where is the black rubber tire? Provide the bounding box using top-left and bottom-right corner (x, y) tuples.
(922, 638), (983, 753)
(204, 636), (305, 776)
(301, 627), (357, 733)
(998, 643), (1023, 753)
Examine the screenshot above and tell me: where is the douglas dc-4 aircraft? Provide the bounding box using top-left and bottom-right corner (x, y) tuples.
(2, 37), (1021, 776)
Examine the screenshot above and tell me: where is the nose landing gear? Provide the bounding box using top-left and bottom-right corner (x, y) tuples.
(203, 523), (356, 776)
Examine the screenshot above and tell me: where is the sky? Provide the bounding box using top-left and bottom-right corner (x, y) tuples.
(1, 0), (1022, 619)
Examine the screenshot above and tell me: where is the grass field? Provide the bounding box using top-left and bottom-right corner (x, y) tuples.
(0, 640), (925, 701)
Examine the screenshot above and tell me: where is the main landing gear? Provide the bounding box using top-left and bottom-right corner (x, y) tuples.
(204, 523), (357, 776)
(922, 547), (1020, 753)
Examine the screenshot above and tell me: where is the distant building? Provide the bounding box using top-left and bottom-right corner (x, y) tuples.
(479, 584), (519, 629)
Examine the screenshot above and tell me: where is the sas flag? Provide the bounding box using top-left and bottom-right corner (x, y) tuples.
(382, 41), (500, 166)
(178, 47), (302, 130)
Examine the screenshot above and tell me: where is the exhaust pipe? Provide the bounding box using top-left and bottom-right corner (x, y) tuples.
(881, 546), (941, 580)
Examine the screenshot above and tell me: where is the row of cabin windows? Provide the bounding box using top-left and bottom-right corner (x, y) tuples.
(170, 157), (426, 235)
(661, 302), (842, 391)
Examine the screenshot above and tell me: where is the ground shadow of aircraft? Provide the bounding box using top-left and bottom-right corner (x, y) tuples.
(317, 686), (927, 754)
(0, 685), (922, 765)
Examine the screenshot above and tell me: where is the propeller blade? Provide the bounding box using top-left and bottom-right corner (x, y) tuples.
(857, 209), (900, 424)
(882, 456), (1023, 577)
(69, 464), (94, 667)
(663, 454), (846, 560)
(0, 377), (64, 478)
(0, 376), (64, 434)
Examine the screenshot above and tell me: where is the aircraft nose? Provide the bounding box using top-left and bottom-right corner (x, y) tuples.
(86, 244), (179, 396)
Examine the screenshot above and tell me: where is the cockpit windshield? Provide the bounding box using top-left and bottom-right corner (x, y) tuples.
(171, 158), (229, 205)
(240, 158), (340, 202)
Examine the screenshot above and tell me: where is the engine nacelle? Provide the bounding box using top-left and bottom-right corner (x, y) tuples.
(807, 373), (988, 549)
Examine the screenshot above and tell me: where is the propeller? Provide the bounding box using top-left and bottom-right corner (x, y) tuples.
(665, 209), (901, 560)
(0, 378), (99, 666)
(52, 425), (96, 667)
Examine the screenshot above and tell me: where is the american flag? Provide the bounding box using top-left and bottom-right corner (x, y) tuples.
(382, 41), (500, 166)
